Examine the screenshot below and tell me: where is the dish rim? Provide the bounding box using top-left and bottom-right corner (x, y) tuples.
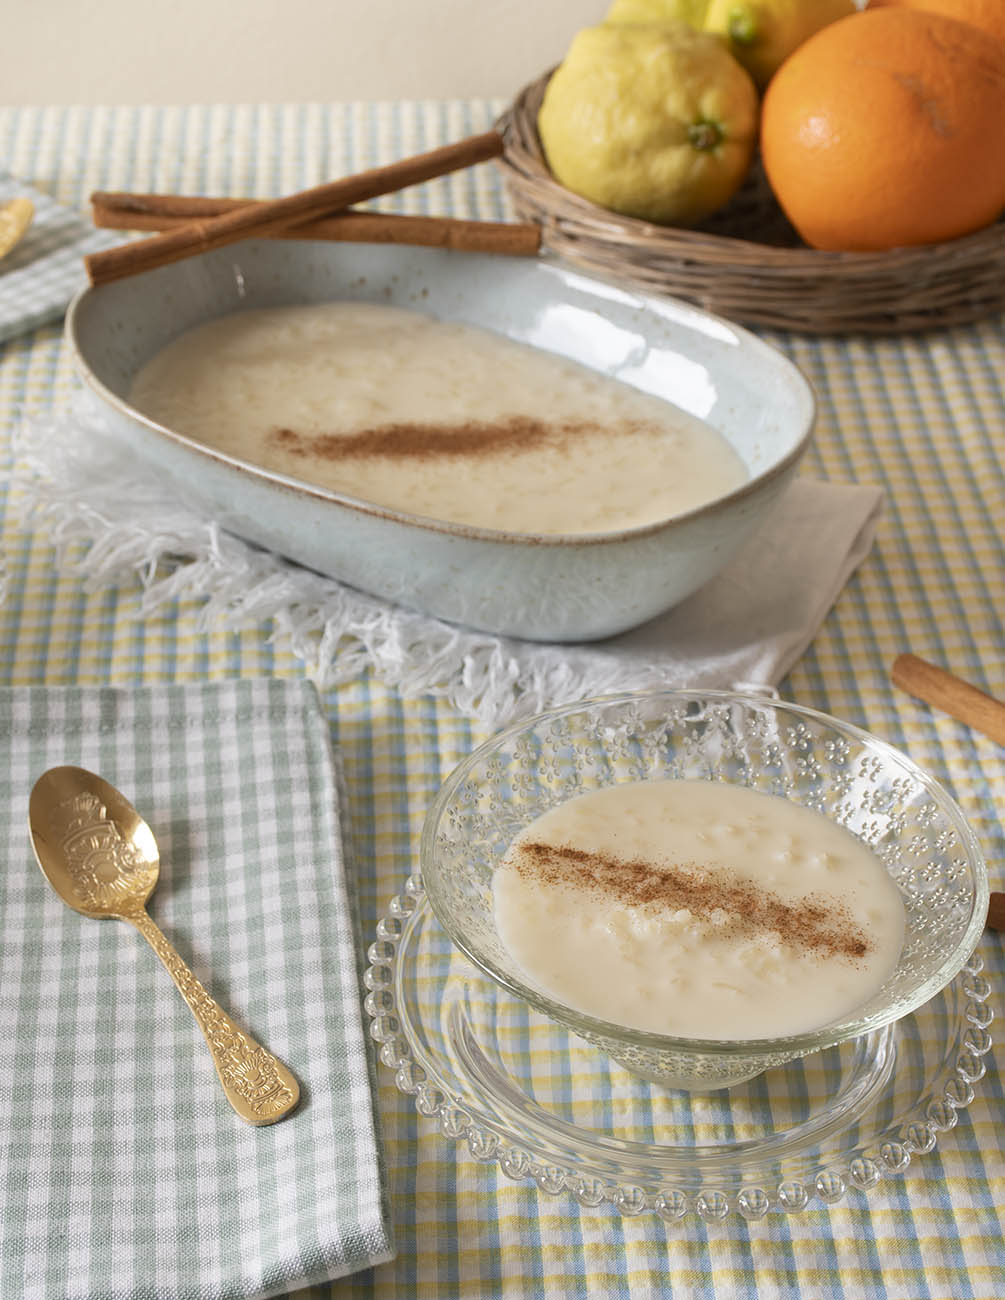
(64, 242), (816, 547)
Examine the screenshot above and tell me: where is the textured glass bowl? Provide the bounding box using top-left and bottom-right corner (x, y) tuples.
(420, 690), (989, 1089)
(363, 885), (993, 1219)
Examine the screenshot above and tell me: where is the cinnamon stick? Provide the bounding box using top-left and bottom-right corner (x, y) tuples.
(891, 653), (1005, 746)
(90, 192), (541, 257)
(85, 130), (506, 286)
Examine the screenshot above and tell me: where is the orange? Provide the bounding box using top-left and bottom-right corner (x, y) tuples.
(760, 8), (1005, 251)
(867, 0), (1005, 49)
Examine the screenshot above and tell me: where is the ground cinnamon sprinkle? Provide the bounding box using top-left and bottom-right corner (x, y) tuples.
(269, 415), (627, 461)
(513, 841), (871, 961)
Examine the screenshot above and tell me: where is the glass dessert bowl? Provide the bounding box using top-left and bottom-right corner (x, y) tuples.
(420, 690), (988, 1090)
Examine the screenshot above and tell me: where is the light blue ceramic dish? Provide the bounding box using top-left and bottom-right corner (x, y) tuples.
(66, 241), (815, 641)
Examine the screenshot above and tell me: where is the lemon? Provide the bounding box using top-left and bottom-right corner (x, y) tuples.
(605, 0), (857, 87)
(704, 0), (856, 86)
(606, 0), (710, 23)
(538, 22), (758, 225)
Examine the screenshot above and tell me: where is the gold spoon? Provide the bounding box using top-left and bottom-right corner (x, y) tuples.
(0, 197), (34, 260)
(29, 765), (300, 1125)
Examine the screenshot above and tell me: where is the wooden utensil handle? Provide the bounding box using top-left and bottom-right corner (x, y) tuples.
(891, 653), (1005, 746)
(126, 908), (300, 1125)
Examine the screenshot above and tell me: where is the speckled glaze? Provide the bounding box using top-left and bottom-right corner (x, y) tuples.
(66, 242), (815, 641)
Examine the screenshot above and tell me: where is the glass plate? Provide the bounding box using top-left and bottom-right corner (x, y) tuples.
(364, 874), (994, 1221)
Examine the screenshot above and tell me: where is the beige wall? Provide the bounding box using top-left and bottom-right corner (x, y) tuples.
(0, 1), (609, 104)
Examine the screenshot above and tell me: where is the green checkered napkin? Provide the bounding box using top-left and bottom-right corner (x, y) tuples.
(0, 174), (120, 344)
(0, 680), (394, 1300)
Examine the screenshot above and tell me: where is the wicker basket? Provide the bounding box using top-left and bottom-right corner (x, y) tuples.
(496, 73), (1005, 335)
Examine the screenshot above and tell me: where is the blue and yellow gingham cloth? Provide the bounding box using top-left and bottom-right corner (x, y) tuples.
(0, 102), (1001, 1299)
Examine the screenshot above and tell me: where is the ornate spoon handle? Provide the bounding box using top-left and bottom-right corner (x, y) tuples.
(124, 907), (300, 1125)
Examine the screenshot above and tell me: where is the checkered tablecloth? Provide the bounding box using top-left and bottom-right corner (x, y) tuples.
(0, 102), (1001, 1300)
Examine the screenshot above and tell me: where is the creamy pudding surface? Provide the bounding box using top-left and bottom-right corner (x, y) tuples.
(128, 301), (748, 535)
(492, 780), (906, 1040)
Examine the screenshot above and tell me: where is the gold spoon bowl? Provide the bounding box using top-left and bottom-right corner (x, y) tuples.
(29, 765), (300, 1125)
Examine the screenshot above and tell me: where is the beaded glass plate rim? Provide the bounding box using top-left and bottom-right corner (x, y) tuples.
(363, 874), (995, 1222)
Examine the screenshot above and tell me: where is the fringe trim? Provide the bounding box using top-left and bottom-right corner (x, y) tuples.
(8, 407), (683, 728)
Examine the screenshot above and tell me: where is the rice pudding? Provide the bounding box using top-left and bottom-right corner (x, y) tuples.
(492, 780), (906, 1040)
(128, 301), (748, 535)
